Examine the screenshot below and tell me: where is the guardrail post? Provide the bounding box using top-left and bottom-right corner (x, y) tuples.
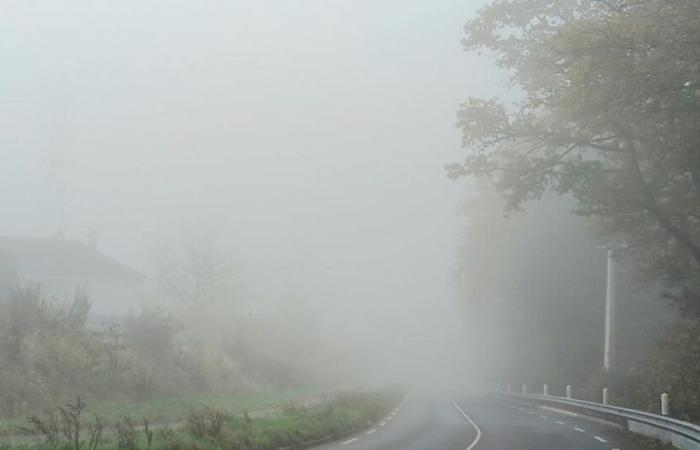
(522, 384), (527, 394)
(661, 393), (670, 416)
(602, 388), (609, 405)
(543, 384), (549, 396)
(566, 385), (572, 399)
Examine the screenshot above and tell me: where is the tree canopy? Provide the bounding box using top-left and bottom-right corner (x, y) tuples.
(449, 0), (700, 311)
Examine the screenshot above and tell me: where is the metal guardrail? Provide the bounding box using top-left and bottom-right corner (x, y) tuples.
(493, 390), (700, 450)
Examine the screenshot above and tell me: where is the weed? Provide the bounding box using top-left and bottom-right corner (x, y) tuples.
(22, 412), (60, 446)
(87, 414), (104, 450)
(143, 418), (154, 448)
(113, 416), (138, 450)
(242, 411), (252, 435)
(185, 407), (227, 440)
(58, 395), (86, 450)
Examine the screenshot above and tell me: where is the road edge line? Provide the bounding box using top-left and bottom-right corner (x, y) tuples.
(450, 399), (483, 450)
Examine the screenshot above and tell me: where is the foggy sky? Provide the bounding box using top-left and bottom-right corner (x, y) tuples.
(1, 1), (503, 378)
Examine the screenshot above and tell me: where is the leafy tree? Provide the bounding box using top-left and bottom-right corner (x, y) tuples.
(448, 0), (700, 312)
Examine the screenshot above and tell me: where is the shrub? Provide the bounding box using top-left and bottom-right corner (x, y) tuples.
(58, 395), (86, 450)
(125, 309), (178, 365)
(87, 414), (104, 450)
(185, 407), (227, 440)
(23, 412), (60, 446)
(21, 396), (86, 449)
(113, 416), (138, 450)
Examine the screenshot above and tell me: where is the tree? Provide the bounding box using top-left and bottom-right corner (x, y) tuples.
(155, 231), (244, 310)
(448, 0), (700, 311)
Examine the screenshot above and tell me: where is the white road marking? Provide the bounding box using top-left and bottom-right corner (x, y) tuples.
(379, 421), (386, 427)
(539, 415), (549, 419)
(540, 406), (622, 429)
(341, 438), (358, 445)
(387, 415), (393, 421)
(574, 427), (586, 433)
(450, 400), (483, 450)
(555, 420), (566, 425)
(594, 436), (607, 443)
(366, 429), (377, 435)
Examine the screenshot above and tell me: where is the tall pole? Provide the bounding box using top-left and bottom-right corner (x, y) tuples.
(604, 248), (616, 372)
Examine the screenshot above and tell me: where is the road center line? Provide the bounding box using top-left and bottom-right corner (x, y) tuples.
(379, 421), (386, 427)
(366, 428), (377, 435)
(555, 420), (566, 425)
(340, 438), (358, 445)
(574, 427), (586, 433)
(594, 436), (607, 442)
(450, 399), (483, 450)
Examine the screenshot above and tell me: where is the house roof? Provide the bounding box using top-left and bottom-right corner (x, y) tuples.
(0, 236), (146, 283)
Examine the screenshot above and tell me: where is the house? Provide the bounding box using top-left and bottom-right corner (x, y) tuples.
(0, 236), (146, 318)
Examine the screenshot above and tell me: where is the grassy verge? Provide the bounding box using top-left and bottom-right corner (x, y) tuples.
(629, 435), (679, 450)
(0, 388), (320, 440)
(1, 388), (402, 450)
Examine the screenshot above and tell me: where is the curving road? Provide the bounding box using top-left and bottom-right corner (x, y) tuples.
(312, 391), (650, 450)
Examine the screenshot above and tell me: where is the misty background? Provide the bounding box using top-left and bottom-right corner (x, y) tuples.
(1, 2), (698, 448)
(1, 0), (509, 382)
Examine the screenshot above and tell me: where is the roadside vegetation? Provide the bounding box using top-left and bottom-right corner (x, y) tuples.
(0, 233), (370, 448)
(0, 390), (319, 439)
(0, 388), (401, 450)
(452, 0), (700, 423)
(0, 285), (253, 418)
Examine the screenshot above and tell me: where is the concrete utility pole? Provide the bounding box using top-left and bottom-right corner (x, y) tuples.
(604, 248), (616, 372)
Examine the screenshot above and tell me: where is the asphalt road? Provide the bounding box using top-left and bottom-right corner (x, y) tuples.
(312, 391), (647, 450)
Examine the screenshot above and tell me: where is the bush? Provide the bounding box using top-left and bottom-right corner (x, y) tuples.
(21, 396), (86, 449)
(626, 319), (700, 422)
(185, 407), (227, 440)
(125, 309), (178, 365)
(113, 416), (138, 450)
(87, 414), (104, 450)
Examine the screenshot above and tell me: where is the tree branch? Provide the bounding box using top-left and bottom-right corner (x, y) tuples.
(625, 140), (700, 266)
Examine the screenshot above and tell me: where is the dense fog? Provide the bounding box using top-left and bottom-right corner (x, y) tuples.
(2, 1), (501, 388)
(2, 4), (698, 447)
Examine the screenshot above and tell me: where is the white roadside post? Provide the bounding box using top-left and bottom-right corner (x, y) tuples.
(543, 384), (549, 396)
(661, 393), (670, 416)
(566, 385), (572, 399)
(603, 388), (609, 405)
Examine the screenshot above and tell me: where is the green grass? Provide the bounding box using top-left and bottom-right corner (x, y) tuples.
(0, 388), (402, 450)
(0, 388), (320, 439)
(83, 388), (320, 423)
